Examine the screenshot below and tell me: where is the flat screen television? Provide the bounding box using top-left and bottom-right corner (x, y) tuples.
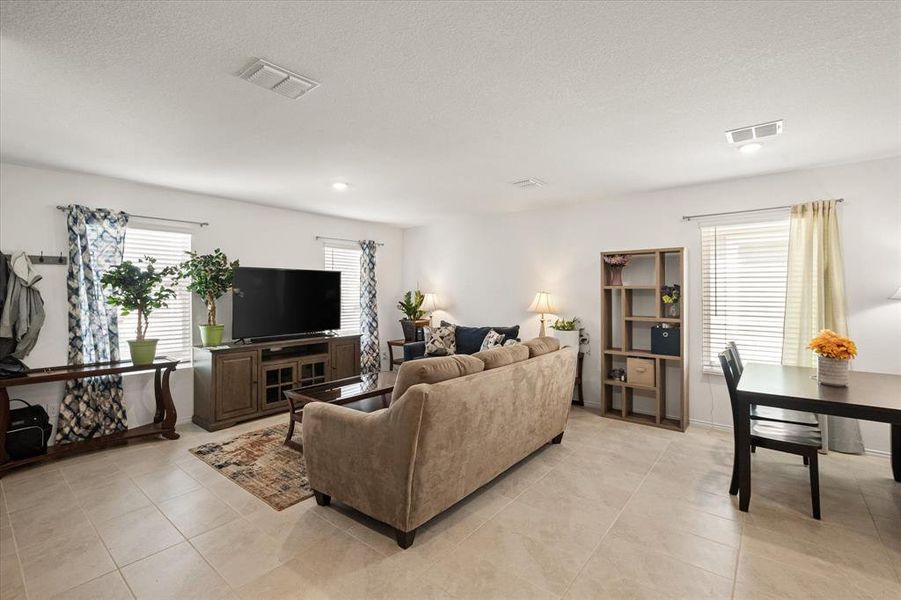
(232, 267), (341, 340)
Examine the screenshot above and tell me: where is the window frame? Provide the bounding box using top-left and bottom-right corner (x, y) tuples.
(322, 242), (362, 336)
(116, 225), (193, 363)
(700, 216), (791, 375)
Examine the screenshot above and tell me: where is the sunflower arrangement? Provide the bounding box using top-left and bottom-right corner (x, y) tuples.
(807, 329), (857, 360)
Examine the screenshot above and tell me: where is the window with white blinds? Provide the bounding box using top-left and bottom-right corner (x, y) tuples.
(323, 244), (361, 335)
(701, 219), (790, 373)
(118, 228), (192, 362)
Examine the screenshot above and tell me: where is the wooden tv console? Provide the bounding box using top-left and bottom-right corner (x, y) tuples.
(192, 334), (361, 431)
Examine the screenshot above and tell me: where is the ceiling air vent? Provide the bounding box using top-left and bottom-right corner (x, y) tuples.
(725, 120), (783, 145)
(239, 59), (319, 100)
(511, 177), (547, 188)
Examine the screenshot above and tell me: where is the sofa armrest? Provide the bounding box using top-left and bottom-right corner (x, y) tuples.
(301, 395), (425, 530)
(403, 341), (426, 361)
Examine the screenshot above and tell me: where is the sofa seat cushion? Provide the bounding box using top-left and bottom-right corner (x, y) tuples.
(472, 344), (530, 370)
(391, 354), (484, 402)
(523, 336), (561, 358)
(442, 321), (521, 355)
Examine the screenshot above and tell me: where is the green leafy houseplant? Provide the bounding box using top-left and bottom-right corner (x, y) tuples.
(550, 317), (581, 348)
(177, 249), (239, 346)
(397, 290), (426, 342)
(550, 317), (578, 331)
(101, 256), (177, 365)
(397, 290), (426, 320)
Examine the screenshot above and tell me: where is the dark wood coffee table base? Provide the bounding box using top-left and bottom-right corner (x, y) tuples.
(283, 372), (397, 450)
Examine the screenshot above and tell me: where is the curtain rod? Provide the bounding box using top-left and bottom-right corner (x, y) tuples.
(55, 205), (209, 227)
(682, 199), (844, 222)
(316, 235), (384, 246)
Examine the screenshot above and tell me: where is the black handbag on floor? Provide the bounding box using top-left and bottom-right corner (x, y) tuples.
(5, 399), (53, 460)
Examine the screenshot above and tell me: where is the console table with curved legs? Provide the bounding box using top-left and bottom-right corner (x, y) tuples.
(0, 357), (179, 477)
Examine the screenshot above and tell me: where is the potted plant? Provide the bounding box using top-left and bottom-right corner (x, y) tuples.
(177, 248), (240, 346)
(603, 254), (630, 286)
(807, 329), (857, 387)
(550, 317), (581, 349)
(661, 284), (681, 318)
(397, 290), (427, 342)
(101, 256), (177, 365)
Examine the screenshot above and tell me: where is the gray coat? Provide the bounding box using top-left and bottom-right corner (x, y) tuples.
(0, 251), (46, 360)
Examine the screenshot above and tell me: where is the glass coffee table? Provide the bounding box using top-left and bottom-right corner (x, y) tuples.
(283, 371), (397, 450)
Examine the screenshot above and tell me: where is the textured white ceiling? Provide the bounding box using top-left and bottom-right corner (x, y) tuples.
(1, 1), (899, 227)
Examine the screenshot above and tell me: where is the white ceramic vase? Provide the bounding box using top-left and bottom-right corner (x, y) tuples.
(552, 329), (581, 349)
(817, 355), (849, 387)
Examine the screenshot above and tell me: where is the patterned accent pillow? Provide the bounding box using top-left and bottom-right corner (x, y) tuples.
(425, 325), (456, 356)
(503, 339), (521, 347)
(480, 329), (506, 351)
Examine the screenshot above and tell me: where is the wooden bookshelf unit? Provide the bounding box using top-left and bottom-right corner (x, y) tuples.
(601, 247), (688, 431)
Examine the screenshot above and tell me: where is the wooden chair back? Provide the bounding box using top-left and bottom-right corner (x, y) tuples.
(719, 350), (741, 423)
(727, 341), (744, 375)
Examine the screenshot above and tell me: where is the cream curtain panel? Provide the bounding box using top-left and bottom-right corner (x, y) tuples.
(781, 199), (863, 454)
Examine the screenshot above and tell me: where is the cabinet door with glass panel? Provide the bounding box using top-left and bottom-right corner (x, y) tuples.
(298, 354), (330, 388)
(260, 360), (298, 411)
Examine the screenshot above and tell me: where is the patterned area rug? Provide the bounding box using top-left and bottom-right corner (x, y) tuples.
(190, 424), (311, 510)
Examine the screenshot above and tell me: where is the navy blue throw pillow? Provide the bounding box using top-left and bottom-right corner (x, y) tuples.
(441, 321), (520, 355)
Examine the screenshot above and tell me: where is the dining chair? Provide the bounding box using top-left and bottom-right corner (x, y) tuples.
(720, 350), (822, 519)
(726, 342), (819, 429)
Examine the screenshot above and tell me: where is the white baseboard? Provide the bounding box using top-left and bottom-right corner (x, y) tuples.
(864, 448), (891, 459)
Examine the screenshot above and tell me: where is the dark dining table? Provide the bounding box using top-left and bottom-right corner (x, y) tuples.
(735, 363), (901, 512)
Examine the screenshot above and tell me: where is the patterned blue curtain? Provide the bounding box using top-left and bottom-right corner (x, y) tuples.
(359, 240), (380, 374)
(56, 205), (130, 443)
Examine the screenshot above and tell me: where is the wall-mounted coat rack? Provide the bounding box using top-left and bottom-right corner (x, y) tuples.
(2, 251), (68, 266)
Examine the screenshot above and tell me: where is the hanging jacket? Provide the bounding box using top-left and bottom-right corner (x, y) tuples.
(0, 253), (9, 314)
(0, 254), (13, 360)
(0, 251), (46, 360)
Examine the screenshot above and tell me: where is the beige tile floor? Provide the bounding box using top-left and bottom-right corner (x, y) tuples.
(1, 407), (899, 599)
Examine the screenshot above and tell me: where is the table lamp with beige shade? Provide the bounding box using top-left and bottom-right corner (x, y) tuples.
(421, 293), (440, 327)
(528, 291), (557, 337)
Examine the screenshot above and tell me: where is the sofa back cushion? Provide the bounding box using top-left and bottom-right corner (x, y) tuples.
(391, 354), (484, 402)
(442, 321), (521, 354)
(472, 344), (530, 370)
(523, 336), (561, 358)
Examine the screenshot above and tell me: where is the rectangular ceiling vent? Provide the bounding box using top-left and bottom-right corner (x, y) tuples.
(511, 177), (546, 188)
(725, 120), (783, 144)
(239, 59), (319, 100)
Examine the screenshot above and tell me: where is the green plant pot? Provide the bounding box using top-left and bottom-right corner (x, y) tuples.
(199, 324), (225, 346)
(128, 339), (158, 365)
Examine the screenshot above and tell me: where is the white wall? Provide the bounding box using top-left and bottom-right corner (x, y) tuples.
(402, 156), (901, 454)
(0, 162), (404, 436)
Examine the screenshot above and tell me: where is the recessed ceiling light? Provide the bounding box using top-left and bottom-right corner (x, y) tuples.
(332, 182), (349, 191)
(738, 142), (763, 154)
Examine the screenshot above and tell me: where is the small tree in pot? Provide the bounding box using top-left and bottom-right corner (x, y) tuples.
(101, 256), (177, 365)
(177, 249), (240, 346)
(397, 290), (427, 342)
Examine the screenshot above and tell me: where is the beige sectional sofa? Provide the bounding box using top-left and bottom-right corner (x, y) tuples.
(302, 337), (577, 548)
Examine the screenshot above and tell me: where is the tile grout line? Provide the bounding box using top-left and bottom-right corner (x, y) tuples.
(856, 486), (901, 586)
(396, 445), (570, 598)
(57, 459), (137, 599)
(730, 509), (745, 599)
(558, 435), (675, 598)
(423, 440), (606, 599)
(158, 454), (258, 596)
(1, 476), (32, 600)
